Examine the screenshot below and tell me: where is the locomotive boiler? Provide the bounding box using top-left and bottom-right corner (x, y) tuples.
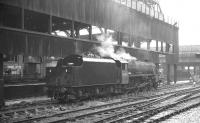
(46, 54), (159, 101)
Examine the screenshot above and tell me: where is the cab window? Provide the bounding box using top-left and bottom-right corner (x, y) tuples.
(122, 63), (128, 70)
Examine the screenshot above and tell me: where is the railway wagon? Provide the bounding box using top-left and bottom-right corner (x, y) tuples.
(46, 55), (158, 101)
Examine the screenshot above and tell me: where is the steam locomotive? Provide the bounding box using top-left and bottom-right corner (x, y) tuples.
(46, 54), (159, 101)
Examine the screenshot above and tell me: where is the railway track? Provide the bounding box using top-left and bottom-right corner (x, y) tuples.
(2, 96), (156, 123)
(1, 81), (195, 111)
(107, 93), (200, 123)
(94, 90), (200, 123)
(147, 98), (200, 123)
(1, 84), (199, 123)
(4, 86), (199, 123)
(0, 82), (192, 114)
(0, 94), (149, 121)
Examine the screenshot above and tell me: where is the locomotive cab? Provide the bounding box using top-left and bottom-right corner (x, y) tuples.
(121, 62), (129, 84)
(112, 59), (129, 84)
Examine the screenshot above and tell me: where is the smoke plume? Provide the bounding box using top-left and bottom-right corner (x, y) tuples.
(96, 33), (136, 61)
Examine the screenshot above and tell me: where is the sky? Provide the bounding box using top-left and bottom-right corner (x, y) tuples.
(159, 0), (200, 45)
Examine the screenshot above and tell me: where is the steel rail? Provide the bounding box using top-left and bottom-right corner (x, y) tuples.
(106, 92), (200, 123)
(5, 85), (200, 123)
(41, 88), (200, 123)
(94, 88), (200, 123)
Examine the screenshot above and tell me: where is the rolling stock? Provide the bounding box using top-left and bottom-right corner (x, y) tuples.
(46, 54), (159, 102)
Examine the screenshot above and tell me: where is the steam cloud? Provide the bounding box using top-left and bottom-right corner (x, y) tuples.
(96, 33), (136, 61)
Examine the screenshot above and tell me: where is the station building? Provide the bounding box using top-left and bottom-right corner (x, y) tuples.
(0, 0), (179, 106)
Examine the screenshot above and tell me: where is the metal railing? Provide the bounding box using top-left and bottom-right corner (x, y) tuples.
(112, 0), (178, 27)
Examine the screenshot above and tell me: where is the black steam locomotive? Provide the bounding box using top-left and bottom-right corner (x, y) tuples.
(46, 55), (159, 101)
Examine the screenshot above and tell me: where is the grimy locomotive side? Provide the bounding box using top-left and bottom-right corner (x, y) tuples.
(46, 54), (159, 102)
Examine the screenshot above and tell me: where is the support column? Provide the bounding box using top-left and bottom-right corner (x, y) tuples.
(73, 21), (80, 54)
(71, 20), (75, 38)
(174, 64), (177, 84)
(172, 45), (175, 53)
(117, 32), (122, 45)
(167, 64), (170, 85)
(147, 40), (151, 50)
(88, 25), (92, 40)
(156, 40), (158, 51)
(161, 41), (163, 52)
(194, 66), (196, 74)
(104, 28), (107, 34)
(0, 53), (4, 108)
(188, 66), (190, 73)
(128, 35), (132, 47)
(75, 28), (80, 38)
(74, 29), (80, 54)
(166, 43), (170, 52)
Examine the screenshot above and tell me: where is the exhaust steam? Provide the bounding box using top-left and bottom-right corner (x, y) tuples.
(96, 33), (136, 62)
